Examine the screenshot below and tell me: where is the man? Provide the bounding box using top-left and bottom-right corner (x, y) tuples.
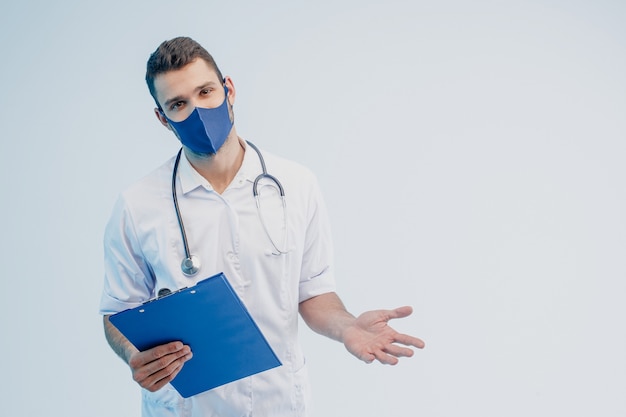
(100, 36), (425, 416)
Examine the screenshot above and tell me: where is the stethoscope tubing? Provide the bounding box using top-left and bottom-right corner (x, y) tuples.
(247, 140), (285, 197)
(171, 140), (287, 276)
(172, 149), (193, 262)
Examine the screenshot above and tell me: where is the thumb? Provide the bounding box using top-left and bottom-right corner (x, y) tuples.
(387, 306), (413, 320)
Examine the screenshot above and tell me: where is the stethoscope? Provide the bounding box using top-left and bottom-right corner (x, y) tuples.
(172, 140), (288, 276)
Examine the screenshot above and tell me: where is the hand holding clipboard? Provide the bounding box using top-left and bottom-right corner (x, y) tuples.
(109, 273), (282, 398)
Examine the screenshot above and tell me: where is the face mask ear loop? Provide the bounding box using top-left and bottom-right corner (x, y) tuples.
(222, 84), (234, 124)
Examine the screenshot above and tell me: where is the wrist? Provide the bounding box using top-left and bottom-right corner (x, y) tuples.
(335, 313), (357, 343)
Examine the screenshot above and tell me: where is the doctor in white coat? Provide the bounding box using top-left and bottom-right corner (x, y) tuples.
(100, 36), (425, 417)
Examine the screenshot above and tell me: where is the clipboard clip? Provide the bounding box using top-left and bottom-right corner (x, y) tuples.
(158, 288), (172, 298)
(142, 287), (188, 305)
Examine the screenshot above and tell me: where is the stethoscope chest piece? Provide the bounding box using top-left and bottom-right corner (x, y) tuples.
(181, 255), (201, 276)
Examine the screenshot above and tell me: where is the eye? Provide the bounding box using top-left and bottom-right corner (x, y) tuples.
(200, 88), (210, 96)
(170, 101), (185, 111)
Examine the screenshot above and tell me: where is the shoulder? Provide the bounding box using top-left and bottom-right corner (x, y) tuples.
(259, 148), (317, 185)
(114, 155), (177, 214)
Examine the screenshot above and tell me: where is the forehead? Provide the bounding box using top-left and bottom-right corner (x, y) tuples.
(153, 58), (221, 105)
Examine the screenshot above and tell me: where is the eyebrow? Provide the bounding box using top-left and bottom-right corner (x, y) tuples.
(162, 81), (220, 108)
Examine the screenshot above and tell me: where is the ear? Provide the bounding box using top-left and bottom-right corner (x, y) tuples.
(223, 76), (236, 106)
(154, 108), (172, 130)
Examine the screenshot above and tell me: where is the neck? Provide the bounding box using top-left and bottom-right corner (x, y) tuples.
(184, 132), (245, 194)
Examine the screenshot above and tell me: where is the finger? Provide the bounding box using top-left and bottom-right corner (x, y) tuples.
(132, 344), (192, 383)
(394, 333), (426, 349)
(149, 341), (188, 361)
(144, 357), (187, 392)
(130, 341), (187, 368)
(372, 349), (400, 366)
(383, 344), (414, 358)
(135, 350), (193, 390)
(356, 350), (376, 364)
(385, 306), (413, 320)
(140, 346), (192, 380)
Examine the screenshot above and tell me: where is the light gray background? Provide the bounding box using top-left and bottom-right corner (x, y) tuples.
(1, 1), (624, 416)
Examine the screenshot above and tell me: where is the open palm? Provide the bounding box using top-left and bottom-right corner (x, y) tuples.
(343, 306), (425, 365)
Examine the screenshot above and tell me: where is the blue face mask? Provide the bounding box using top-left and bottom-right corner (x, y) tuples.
(166, 86), (233, 155)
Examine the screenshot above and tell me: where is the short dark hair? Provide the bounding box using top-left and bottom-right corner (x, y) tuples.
(145, 36), (224, 107)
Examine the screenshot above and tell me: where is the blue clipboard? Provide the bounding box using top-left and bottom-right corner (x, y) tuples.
(109, 272), (282, 398)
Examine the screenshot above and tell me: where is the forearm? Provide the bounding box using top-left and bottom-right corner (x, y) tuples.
(103, 314), (138, 364)
(298, 292), (356, 342)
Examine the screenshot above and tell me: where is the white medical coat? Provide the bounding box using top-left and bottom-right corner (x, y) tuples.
(100, 141), (336, 416)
